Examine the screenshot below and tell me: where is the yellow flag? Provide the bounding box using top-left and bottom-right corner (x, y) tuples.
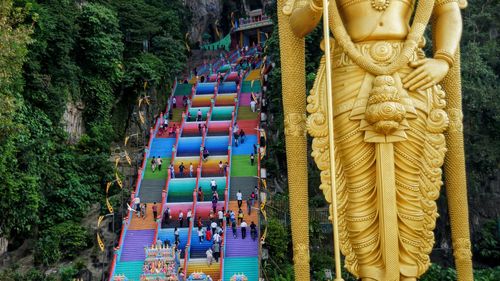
(106, 197), (114, 213)
(185, 33), (191, 52)
(97, 233), (105, 252)
(98, 215), (104, 227)
(251, 92), (257, 103)
(124, 150), (132, 166)
(115, 171), (123, 188)
(143, 81), (148, 90)
(139, 112), (145, 124)
(106, 182), (112, 194)
(215, 20), (220, 38)
(124, 136), (130, 146)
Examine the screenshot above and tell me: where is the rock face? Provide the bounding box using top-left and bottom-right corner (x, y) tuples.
(186, 0), (223, 45)
(62, 101), (85, 143)
(185, 0), (271, 45)
(0, 237), (7, 257)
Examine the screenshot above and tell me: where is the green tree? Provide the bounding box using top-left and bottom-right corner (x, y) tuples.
(0, 0), (39, 238)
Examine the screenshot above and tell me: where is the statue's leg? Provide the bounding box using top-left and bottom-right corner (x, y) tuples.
(334, 112), (381, 278)
(393, 114), (427, 278)
(394, 71), (447, 278)
(330, 67), (384, 280)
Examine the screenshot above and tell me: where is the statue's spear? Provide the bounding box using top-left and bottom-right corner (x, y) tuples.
(321, 0), (344, 280)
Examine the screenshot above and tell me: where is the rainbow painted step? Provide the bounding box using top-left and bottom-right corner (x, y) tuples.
(223, 257), (259, 281)
(120, 229), (155, 262)
(113, 261), (144, 281)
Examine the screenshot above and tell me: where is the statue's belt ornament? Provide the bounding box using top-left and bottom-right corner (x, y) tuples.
(372, 0), (390, 11)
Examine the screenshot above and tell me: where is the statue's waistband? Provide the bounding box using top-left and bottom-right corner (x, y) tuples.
(329, 40), (422, 66)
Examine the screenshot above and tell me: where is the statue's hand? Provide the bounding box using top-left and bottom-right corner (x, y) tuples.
(403, 58), (450, 91)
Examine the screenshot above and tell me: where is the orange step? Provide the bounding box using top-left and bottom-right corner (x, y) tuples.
(128, 204), (158, 230)
(227, 200), (258, 225)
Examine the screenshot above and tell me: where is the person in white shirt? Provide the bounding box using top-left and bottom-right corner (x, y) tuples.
(187, 209), (192, 224)
(240, 220), (248, 239)
(206, 248), (213, 266)
(189, 163), (194, 177)
(213, 232), (221, 244)
(210, 179), (217, 192)
(218, 210), (224, 225)
(250, 99), (256, 112)
(236, 190), (243, 208)
(133, 197), (140, 210)
(218, 161), (224, 175)
(197, 109), (202, 121)
(210, 221), (217, 235)
(174, 227), (180, 242)
(156, 156), (162, 171)
(178, 211), (184, 228)
(198, 226), (204, 243)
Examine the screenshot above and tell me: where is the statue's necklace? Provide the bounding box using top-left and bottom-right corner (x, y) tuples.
(330, 0), (435, 75)
(371, 0), (390, 11)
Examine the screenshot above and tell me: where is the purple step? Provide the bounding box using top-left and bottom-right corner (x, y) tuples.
(120, 229), (155, 262)
(224, 227), (258, 258)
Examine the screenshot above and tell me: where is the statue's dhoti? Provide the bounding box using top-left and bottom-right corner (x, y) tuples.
(308, 40), (449, 280)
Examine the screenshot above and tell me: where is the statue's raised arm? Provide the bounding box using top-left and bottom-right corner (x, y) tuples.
(283, 0), (323, 38)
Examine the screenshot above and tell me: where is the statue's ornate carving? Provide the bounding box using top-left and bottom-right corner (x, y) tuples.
(284, 113), (307, 137)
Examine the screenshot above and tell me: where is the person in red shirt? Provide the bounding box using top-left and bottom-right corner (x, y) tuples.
(205, 227), (212, 241)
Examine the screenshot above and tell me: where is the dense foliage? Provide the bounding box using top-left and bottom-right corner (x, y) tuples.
(0, 0), (188, 278)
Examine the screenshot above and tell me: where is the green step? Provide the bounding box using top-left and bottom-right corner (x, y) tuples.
(175, 83), (193, 96)
(230, 155), (257, 177)
(223, 257), (259, 281)
(114, 261), (144, 281)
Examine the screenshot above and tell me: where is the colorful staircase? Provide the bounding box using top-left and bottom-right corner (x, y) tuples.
(110, 47), (264, 281)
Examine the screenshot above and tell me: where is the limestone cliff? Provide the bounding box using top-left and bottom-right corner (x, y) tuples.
(185, 0), (271, 45)
(61, 100), (85, 144)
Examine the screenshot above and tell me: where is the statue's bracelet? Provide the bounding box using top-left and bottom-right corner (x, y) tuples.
(434, 49), (455, 68)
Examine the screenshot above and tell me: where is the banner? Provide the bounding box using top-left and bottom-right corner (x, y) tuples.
(106, 182), (112, 194)
(124, 150), (132, 166)
(106, 197), (114, 213)
(251, 92), (257, 103)
(97, 233), (105, 252)
(139, 111), (145, 124)
(98, 215), (104, 227)
(185, 32), (191, 52)
(115, 171), (123, 188)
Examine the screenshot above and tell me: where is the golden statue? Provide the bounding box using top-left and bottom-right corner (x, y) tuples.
(277, 0), (473, 280)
